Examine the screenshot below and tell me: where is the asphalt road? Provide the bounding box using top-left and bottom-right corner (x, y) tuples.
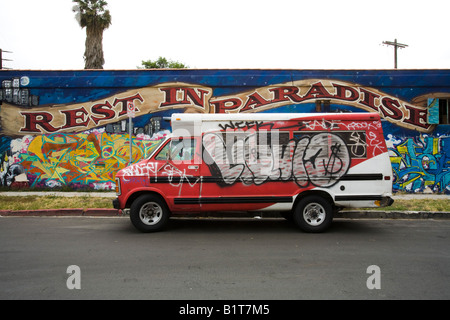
(1, 216), (449, 301)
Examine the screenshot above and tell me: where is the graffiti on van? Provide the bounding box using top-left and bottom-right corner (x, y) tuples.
(200, 117), (389, 188)
(203, 131), (351, 187)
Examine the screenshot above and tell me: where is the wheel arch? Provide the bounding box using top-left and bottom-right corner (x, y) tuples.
(125, 189), (169, 211)
(294, 189), (334, 209)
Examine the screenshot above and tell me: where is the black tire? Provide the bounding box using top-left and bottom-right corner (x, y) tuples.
(280, 211), (293, 221)
(129, 194), (170, 232)
(293, 195), (333, 233)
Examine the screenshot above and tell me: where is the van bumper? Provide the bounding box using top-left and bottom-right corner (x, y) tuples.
(334, 195), (394, 207)
(112, 198), (121, 210)
(380, 196), (394, 207)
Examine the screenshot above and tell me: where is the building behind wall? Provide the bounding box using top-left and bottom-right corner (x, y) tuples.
(0, 69), (449, 193)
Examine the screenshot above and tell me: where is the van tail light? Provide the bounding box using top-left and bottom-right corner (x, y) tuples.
(384, 176), (391, 181)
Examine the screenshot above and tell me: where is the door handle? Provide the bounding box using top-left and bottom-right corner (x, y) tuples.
(188, 165), (199, 170)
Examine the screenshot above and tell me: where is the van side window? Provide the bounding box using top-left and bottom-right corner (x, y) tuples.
(155, 138), (196, 161)
(294, 131), (367, 159)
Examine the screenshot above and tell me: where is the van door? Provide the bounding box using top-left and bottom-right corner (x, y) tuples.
(151, 136), (202, 211)
(200, 130), (292, 211)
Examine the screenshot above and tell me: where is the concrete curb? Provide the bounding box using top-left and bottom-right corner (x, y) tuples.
(0, 191), (448, 219)
(1, 206), (449, 219)
(0, 208), (122, 217)
(1, 208), (449, 219)
(338, 210), (450, 220)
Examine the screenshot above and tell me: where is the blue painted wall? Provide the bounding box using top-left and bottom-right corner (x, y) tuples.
(1, 69), (449, 193)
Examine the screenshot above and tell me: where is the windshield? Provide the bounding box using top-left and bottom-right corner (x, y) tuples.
(154, 137), (196, 162)
(147, 136), (169, 159)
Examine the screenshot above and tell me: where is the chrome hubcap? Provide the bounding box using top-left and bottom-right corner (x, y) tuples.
(139, 202), (163, 225)
(303, 203), (326, 226)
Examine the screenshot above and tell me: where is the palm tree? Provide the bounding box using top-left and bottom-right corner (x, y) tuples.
(72, 0), (111, 69)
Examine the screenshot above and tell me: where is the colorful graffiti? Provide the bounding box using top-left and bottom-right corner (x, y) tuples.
(1, 69), (449, 192)
(1, 130), (166, 189)
(388, 135), (450, 193)
(1, 79), (434, 135)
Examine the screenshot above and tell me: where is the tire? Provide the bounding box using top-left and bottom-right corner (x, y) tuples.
(280, 211), (293, 221)
(293, 195), (333, 233)
(129, 194), (170, 232)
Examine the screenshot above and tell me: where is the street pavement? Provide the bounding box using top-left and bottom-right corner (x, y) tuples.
(0, 192), (448, 219)
(1, 217), (450, 300)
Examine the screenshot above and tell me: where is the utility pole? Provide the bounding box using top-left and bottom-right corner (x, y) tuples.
(0, 49), (13, 69)
(382, 39), (408, 69)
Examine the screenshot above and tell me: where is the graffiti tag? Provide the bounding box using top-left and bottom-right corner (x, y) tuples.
(389, 135), (450, 193)
(202, 131), (350, 187)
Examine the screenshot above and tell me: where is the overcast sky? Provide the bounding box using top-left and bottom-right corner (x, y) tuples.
(1, 0), (449, 70)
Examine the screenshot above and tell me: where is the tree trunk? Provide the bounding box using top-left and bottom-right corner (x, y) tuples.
(84, 26), (105, 69)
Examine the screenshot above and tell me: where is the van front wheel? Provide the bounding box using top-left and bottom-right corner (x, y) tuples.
(130, 194), (170, 232)
(293, 195), (333, 233)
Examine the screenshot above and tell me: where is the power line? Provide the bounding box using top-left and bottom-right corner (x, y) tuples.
(382, 39), (408, 69)
(0, 49), (13, 69)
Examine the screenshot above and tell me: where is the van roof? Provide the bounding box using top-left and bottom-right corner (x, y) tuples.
(170, 112), (381, 137)
(171, 112), (380, 122)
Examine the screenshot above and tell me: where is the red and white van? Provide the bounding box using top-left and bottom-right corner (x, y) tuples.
(113, 113), (394, 232)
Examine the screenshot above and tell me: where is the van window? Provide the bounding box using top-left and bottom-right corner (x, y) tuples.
(155, 138), (196, 161)
(294, 131), (367, 159)
(212, 131), (290, 164)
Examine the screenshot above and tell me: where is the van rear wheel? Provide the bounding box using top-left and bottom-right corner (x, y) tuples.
(293, 195), (333, 233)
(130, 194), (170, 232)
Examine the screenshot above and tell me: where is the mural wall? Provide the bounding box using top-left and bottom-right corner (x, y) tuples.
(387, 134), (449, 193)
(0, 69), (449, 193)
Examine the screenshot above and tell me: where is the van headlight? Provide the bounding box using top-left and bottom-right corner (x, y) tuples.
(115, 177), (121, 196)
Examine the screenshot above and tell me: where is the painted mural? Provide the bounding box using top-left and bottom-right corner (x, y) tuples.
(0, 69), (449, 193)
(387, 134), (449, 193)
(3, 131), (166, 189)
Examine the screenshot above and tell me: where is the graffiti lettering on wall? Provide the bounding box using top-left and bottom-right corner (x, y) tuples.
(0, 83), (212, 136)
(0, 72), (447, 193)
(388, 135), (450, 193)
(209, 79), (432, 132)
(1, 131), (166, 189)
(1, 79), (433, 135)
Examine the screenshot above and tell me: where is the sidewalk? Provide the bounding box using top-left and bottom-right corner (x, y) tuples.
(1, 191), (448, 200)
(0, 191), (117, 198)
(0, 192), (449, 219)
